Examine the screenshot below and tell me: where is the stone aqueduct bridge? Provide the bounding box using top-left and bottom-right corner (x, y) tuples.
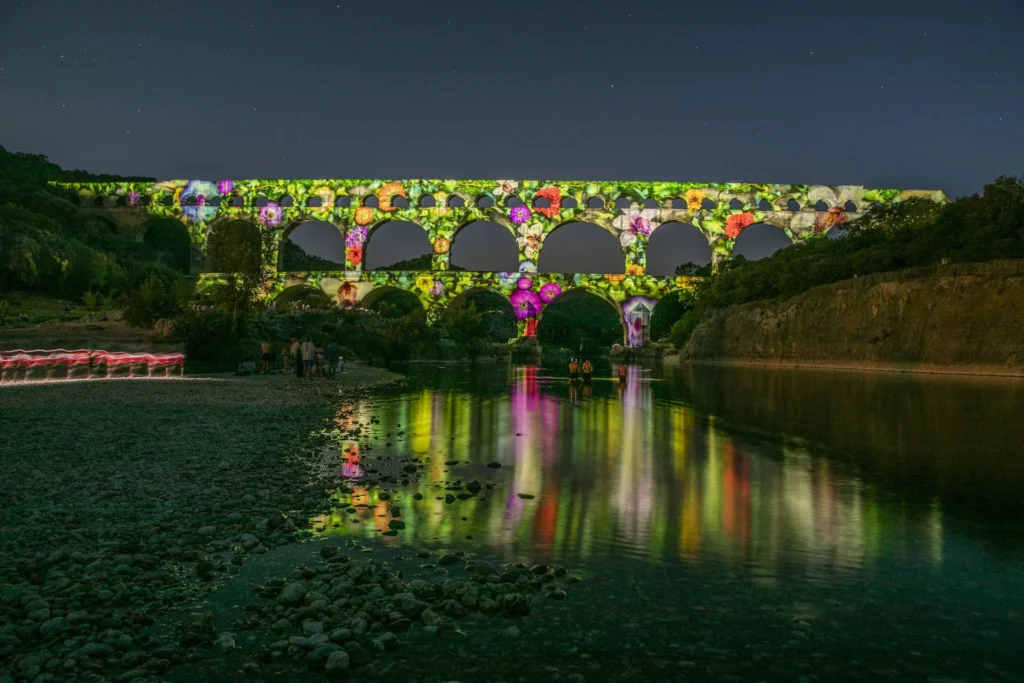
(57, 178), (946, 346)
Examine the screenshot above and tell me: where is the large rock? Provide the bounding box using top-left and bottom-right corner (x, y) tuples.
(325, 650), (350, 676)
(278, 583), (307, 607)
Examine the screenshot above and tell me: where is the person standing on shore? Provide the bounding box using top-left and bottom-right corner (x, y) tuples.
(291, 337), (302, 378)
(260, 340), (272, 374)
(281, 340), (292, 375)
(325, 341), (341, 378)
(301, 337), (316, 380)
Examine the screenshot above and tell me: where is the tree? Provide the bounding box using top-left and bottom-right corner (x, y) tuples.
(206, 221), (268, 330)
(124, 276), (194, 328)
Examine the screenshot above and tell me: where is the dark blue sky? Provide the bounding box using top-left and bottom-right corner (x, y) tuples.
(3, 0), (1021, 270)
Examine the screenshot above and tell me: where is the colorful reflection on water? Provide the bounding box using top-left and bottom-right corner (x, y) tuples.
(316, 365), (945, 575)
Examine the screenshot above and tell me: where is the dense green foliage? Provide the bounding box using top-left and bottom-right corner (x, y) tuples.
(0, 146), (183, 300)
(663, 175), (1024, 349)
(697, 177), (1024, 312)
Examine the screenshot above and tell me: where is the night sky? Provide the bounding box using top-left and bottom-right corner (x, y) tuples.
(3, 0), (1021, 271)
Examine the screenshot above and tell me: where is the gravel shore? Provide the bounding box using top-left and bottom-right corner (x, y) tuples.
(0, 368), (583, 682)
(0, 368), (402, 681)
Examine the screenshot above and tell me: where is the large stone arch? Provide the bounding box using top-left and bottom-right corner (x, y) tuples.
(444, 286), (518, 343)
(450, 220), (519, 272)
(533, 285), (627, 349)
(273, 284), (334, 309)
(362, 219), (432, 271)
(644, 221), (712, 275)
(731, 222), (795, 262)
(536, 220), (624, 274)
(278, 219), (347, 271)
(358, 285), (428, 319)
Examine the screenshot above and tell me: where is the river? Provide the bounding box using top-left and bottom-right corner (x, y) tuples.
(304, 361), (1024, 679)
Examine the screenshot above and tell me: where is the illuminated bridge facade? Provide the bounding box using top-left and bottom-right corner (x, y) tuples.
(56, 178), (946, 346)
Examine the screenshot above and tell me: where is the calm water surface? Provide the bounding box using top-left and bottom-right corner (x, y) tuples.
(311, 362), (1024, 679)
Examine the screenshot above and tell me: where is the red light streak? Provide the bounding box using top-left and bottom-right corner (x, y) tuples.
(1, 349), (185, 383)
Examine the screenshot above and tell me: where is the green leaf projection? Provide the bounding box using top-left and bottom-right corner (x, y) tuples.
(54, 177), (946, 346)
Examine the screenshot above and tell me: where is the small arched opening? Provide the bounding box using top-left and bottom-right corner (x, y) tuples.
(731, 223), (793, 261)
(535, 288), (624, 353)
(364, 221), (433, 271)
(280, 221), (346, 271)
(451, 221), (518, 272)
(646, 222), (712, 276)
(537, 222), (623, 274)
(206, 220), (261, 273)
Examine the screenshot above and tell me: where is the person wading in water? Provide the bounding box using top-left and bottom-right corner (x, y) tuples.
(618, 361), (627, 385)
(581, 359), (593, 383)
(568, 358), (579, 382)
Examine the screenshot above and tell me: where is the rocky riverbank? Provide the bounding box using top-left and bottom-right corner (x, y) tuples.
(683, 259), (1024, 377)
(0, 368), (581, 681)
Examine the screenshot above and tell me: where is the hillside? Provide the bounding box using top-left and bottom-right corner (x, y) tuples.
(684, 260), (1024, 376)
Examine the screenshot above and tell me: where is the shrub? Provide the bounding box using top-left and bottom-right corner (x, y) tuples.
(123, 276), (194, 328)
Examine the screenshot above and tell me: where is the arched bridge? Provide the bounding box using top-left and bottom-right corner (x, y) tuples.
(55, 177), (946, 346)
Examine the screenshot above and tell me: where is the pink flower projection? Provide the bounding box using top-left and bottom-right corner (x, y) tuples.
(258, 202), (283, 227)
(510, 289), (543, 320)
(509, 205), (532, 224)
(346, 226), (368, 247)
(538, 282), (562, 303)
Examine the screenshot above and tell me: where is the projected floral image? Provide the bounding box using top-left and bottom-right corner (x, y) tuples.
(56, 177), (945, 346)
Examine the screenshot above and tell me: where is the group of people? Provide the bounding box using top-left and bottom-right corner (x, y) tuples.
(239, 339), (345, 378)
(567, 358), (594, 382)
(567, 358), (628, 385)
(281, 338), (344, 379)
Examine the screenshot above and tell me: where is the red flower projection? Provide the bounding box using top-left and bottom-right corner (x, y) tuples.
(813, 207), (848, 235)
(346, 246), (363, 266)
(337, 282), (358, 308)
(725, 212), (756, 239)
(533, 187), (562, 218)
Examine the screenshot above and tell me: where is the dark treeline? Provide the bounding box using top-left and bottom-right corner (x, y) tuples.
(0, 146), (191, 326)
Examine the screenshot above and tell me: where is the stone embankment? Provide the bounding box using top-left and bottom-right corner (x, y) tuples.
(684, 260), (1024, 377)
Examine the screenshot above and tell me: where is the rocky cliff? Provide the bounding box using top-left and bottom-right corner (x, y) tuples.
(685, 260), (1024, 375)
